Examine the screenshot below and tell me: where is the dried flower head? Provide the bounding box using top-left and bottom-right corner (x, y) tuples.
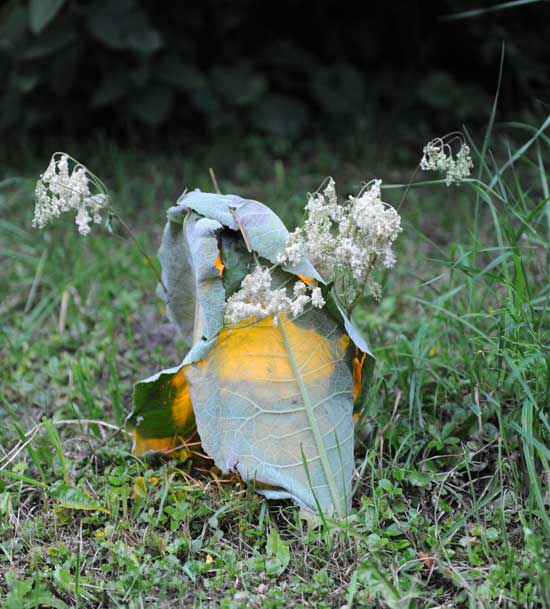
(224, 266), (325, 326)
(33, 153), (108, 235)
(278, 178), (402, 309)
(420, 133), (473, 186)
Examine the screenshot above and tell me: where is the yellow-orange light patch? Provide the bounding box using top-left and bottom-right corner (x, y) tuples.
(296, 274), (312, 286)
(132, 431), (180, 456)
(353, 350), (367, 401)
(186, 313), (355, 473)
(170, 368), (195, 430)
(214, 252), (224, 276)
(211, 315), (342, 390)
(131, 431), (193, 458)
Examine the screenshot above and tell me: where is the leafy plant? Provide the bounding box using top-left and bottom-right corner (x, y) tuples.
(129, 191), (375, 516)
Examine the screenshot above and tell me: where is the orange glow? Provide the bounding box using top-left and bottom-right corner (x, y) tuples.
(353, 350), (366, 401)
(132, 431), (179, 456)
(210, 314), (342, 391)
(296, 274), (312, 285)
(132, 430), (193, 458)
(170, 369), (195, 430)
(214, 253), (224, 276)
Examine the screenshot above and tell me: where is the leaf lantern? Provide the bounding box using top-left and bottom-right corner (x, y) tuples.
(128, 190), (374, 516)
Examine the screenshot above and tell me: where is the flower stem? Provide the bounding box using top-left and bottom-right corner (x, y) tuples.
(209, 168), (221, 194)
(110, 209), (167, 294)
(398, 164), (421, 211)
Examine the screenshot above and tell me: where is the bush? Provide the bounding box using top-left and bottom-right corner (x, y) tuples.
(0, 0), (547, 141)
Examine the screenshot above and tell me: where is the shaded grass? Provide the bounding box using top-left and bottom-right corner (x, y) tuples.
(0, 124), (549, 608)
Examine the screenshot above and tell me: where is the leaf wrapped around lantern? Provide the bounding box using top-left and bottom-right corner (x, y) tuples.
(127, 190), (374, 517)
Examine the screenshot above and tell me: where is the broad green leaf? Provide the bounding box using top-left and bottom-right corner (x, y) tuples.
(21, 26), (76, 60)
(87, 3), (163, 54)
(5, 570), (69, 609)
(184, 311), (356, 516)
(130, 364), (194, 455)
(250, 94), (309, 137)
(29, 0), (65, 34)
(130, 87), (173, 126)
(172, 190), (322, 281)
(54, 566), (96, 601)
(407, 470), (432, 487)
(48, 482), (109, 513)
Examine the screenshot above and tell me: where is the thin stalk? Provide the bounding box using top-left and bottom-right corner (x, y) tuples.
(229, 207), (261, 267)
(345, 254), (379, 315)
(110, 210), (167, 294)
(398, 164), (421, 212)
(209, 168), (221, 194)
(278, 314), (343, 516)
(24, 248), (48, 313)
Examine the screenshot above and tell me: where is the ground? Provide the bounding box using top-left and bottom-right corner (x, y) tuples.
(1, 131), (549, 608)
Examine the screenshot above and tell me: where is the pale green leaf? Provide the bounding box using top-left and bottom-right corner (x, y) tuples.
(265, 529), (290, 576)
(157, 211), (225, 346)
(185, 310), (355, 516)
(171, 190), (322, 281)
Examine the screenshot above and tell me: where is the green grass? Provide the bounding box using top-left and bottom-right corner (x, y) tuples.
(1, 122), (549, 608)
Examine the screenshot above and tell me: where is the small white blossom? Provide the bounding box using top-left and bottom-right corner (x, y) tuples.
(224, 266), (325, 326)
(311, 287), (325, 308)
(420, 134), (473, 186)
(278, 178), (402, 303)
(33, 153), (107, 235)
(293, 280), (307, 297)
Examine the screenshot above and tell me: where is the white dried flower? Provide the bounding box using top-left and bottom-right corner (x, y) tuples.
(224, 266), (325, 326)
(311, 287), (325, 308)
(279, 178), (402, 304)
(420, 133), (473, 186)
(33, 153), (108, 235)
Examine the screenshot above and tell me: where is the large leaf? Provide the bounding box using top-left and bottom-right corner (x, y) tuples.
(219, 229), (253, 299)
(157, 211), (225, 346)
(130, 189), (375, 515)
(87, 2), (163, 54)
(184, 311), (355, 516)
(172, 190), (322, 281)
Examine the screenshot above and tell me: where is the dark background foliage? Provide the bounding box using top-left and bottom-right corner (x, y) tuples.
(1, 0), (548, 148)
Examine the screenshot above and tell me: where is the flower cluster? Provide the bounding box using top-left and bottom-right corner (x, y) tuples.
(420, 134), (473, 186)
(224, 266), (325, 326)
(33, 153), (107, 235)
(278, 179), (402, 305)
